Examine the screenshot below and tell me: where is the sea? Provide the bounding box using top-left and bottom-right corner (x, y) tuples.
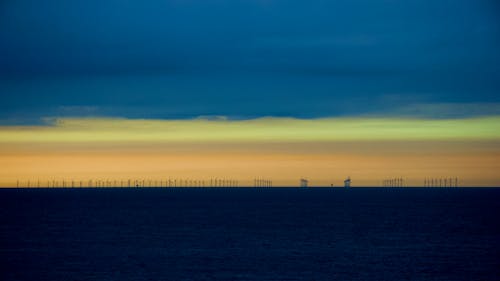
(1, 188), (499, 281)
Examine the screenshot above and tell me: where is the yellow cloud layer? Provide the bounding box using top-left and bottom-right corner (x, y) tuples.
(0, 116), (499, 143)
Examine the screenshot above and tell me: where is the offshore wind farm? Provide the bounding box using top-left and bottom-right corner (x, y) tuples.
(11, 176), (463, 188)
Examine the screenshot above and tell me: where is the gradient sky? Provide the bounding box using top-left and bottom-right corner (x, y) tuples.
(1, 0), (499, 186)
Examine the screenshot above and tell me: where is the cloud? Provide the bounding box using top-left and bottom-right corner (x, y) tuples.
(57, 106), (100, 115)
(371, 102), (500, 118)
(1, 116), (499, 144)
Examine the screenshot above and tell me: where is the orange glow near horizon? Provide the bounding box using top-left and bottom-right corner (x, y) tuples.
(1, 117), (500, 187)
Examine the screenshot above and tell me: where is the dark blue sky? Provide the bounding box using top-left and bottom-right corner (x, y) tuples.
(1, 0), (499, 123)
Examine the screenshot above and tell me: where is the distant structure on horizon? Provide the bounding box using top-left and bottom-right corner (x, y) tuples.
(344, 177), (351, 188)
(382, 177), (404, 187)
(424, 177), (458, 188)
(300, 178), (308, 188)
(254, 178), (272, 188)
(12, 177), (239, 188)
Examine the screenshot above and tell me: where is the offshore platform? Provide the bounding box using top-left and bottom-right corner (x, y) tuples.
(344, 177), (351, 188)
(300, 178), (309, 188)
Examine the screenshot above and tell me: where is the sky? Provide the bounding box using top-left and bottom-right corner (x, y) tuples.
(0, 0), (499, 186)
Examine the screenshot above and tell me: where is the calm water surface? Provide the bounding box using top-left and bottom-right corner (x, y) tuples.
(1, 188), (499, 280)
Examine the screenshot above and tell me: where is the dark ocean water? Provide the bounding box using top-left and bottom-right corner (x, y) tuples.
(1, 188), (499, 281)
